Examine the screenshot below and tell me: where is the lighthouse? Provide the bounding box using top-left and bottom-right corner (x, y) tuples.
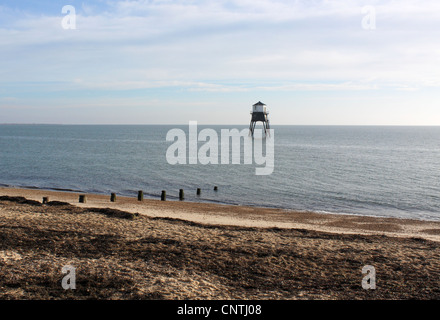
(249, 101), (270, 137)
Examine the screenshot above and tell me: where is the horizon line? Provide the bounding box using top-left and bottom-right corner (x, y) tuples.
(1, 123), (440, 127)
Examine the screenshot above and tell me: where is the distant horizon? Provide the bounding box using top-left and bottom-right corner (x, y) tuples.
(2, 123), (440, 127)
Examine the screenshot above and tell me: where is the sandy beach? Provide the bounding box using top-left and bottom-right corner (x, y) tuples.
(1, 187), (440, 299)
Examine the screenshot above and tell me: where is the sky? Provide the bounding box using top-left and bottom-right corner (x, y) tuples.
(1, 0), (440, 125)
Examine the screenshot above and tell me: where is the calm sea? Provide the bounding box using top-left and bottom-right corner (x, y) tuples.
(1, 124), (439, 221)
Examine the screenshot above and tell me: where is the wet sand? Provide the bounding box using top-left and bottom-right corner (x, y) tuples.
(1, 187), (440, 299)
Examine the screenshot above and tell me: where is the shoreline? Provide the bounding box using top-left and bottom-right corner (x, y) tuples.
(2, 186), (440, 242)
(2, 184), (438, 223)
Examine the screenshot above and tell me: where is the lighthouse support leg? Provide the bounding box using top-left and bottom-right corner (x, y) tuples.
(264, 120), (270, 137)
(249, 121), (257, 137)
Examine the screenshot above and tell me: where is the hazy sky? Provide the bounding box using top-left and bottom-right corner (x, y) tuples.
(1, 0), (440, 125)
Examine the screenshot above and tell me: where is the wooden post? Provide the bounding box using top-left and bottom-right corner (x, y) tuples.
(179, 189), (184, 201)
(196, 188), (201, 196)
(110, 193), (116, 202)
(161, 190), (166, 201)
(79, 195), (87, 203)
(138, 190), (143, 201)
(42, 197), (49, 204)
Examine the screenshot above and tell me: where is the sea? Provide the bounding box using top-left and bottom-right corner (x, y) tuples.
(1, 124), (439, 221)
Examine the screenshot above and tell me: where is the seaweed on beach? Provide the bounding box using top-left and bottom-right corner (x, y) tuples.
(0, 195), (138, 220)
(87, 207), (139, 220)
(0, 196), (42, 206)
(46, 201), (72, 207)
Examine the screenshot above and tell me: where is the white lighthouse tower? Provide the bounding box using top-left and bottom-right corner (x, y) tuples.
(249, 101), (270, 137)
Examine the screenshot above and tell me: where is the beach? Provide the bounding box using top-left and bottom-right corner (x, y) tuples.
(1, 187), (440, 299)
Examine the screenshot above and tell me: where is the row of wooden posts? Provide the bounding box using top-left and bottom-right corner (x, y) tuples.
(138, 186), (218, 202)
(41, 186), (219, 204)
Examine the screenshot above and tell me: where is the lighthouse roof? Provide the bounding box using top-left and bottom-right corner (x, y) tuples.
(253, 101), (266, 106)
